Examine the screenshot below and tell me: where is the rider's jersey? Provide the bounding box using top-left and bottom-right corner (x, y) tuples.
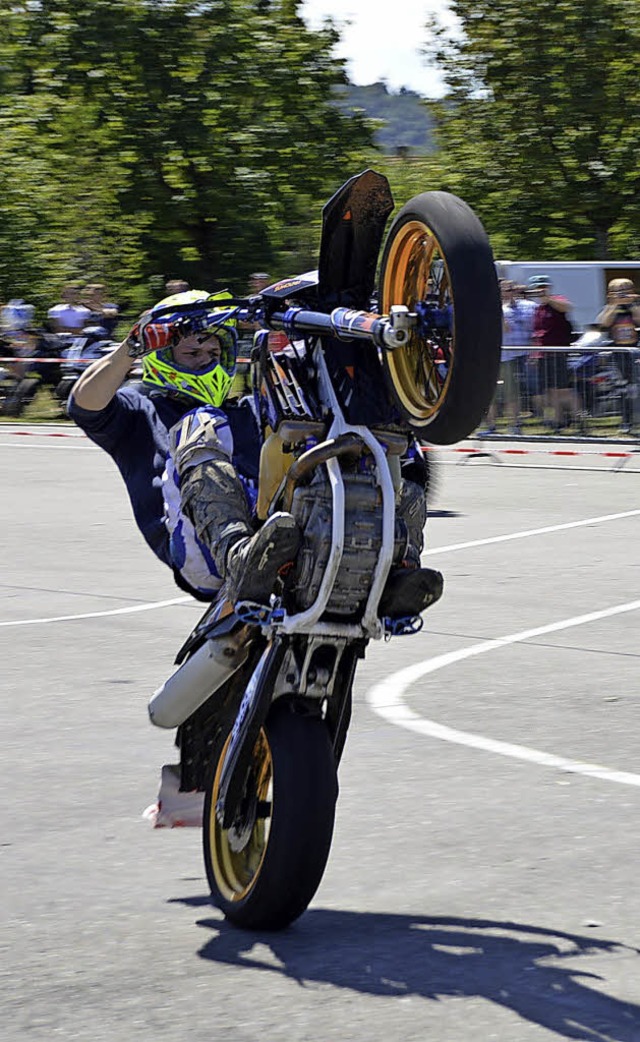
(68, 383), (260, 567)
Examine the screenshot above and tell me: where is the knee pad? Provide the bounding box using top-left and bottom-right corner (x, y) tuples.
(169, 406), (234, 480)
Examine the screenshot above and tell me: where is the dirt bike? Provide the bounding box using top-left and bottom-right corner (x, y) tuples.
(0, 330), (61, 417)
(147, 169), (502, 930)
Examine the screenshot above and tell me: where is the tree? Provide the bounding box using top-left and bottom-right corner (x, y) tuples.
(425, 0), (640, 259)
(0, 0), (373, 312)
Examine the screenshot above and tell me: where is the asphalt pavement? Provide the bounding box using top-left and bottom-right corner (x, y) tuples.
(2, 424), (640, 1042)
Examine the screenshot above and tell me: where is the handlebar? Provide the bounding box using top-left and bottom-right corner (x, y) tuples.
(151, 295), (414, 350)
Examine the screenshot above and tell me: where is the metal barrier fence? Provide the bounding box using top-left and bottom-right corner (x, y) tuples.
(2, 341), (640, 444)
(479, 345), (640, 440)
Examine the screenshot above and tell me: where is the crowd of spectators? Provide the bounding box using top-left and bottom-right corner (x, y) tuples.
(2, 271), (638, 435)
(482, 274), (640, 436)
(0, 282), (121, 350)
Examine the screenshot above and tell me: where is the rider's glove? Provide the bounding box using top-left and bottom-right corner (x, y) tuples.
(125, 317), (177, 358)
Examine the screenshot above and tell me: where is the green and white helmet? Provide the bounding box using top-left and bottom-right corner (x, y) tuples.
(142, 289), (237, 408)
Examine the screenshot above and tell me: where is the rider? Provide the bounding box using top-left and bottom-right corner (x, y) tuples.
(69, 288), (441, 827)
(68, 289), (301, 605)
(69, 287), (441, 614)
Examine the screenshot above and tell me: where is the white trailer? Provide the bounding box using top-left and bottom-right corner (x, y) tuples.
(495, 260), (640, 333)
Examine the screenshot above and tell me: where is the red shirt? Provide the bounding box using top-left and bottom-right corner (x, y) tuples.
(532, 299), (572, 346)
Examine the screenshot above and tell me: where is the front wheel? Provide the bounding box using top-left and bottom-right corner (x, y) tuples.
(203, 699), (337, 930)
(379, 191), (502, 444)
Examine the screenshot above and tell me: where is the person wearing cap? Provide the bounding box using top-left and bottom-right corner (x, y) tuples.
(481, 280), (536, 435)
(596, 278), (640, 433)
(248, 272), (272, 294)
(528, 275), (579, 430)
(164, 279), (191, 297)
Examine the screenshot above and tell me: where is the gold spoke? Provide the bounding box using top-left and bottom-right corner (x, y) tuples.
(381, 220), (454, 423)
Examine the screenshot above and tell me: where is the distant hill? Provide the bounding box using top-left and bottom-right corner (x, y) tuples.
(336, 82), (436, 155)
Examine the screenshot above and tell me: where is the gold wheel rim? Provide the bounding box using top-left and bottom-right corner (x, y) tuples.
(381, 219), (454, 422)
(208, 729), (272, 902)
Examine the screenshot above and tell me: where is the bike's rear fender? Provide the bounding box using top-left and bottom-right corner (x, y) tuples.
(318, 169), (394, 311)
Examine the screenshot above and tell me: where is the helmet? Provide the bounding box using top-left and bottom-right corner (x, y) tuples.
(141, 290), (237, 407)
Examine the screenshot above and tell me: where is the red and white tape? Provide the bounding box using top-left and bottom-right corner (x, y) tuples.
(447, 445), (638, 460)
(0, 428), (636, 460)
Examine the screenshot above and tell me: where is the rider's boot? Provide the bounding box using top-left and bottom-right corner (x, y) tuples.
(379, 477), (444, 619)
(224, 511), (301, 604)
(378, 566), (443, 618)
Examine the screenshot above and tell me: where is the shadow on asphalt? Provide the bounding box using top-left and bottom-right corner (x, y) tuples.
(174, 902), (640, 1040)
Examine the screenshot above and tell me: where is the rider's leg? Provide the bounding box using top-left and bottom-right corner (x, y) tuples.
(380, 476), (443, 618)
(169, 407), (300, 604)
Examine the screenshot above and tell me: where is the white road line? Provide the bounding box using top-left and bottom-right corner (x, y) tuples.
(0, 441), (96, 450)
(423, 508), (640, 556)
(0, 596), (196, 628)
(368, 599), (640, 787)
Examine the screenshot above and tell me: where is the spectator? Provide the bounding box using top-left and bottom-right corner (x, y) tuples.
(0, 298), (35, 336)
(164, 279), (191, 297)
(596, 278), (640, 434)
(248, 272), (272, 295)
(238, 272), (273, 337)
(80, 283), (120, 336)
(483, 281), (536, 434)
(47, 284), (92, 333)
(0, 298), (38, 380)
(529, 275), (580, 430)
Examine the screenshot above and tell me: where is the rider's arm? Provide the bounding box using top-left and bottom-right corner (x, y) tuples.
(71, 339), (134, 411)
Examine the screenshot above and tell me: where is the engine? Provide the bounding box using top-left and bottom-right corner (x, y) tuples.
(290, 467), (403, 617)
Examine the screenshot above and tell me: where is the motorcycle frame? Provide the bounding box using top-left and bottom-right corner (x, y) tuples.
(254, 340), (397, 641)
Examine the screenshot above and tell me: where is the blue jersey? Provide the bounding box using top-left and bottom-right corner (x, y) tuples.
(68, 384), (261, 567)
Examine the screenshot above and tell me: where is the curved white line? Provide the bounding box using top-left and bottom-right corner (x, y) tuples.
(368, 598), (640, 786)
(0, 595), (196, 628)
(423, 508), (640, 557)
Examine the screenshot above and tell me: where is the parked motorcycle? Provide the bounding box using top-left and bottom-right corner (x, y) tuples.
(568, 326), (639, 421)
(147, 170), (502, 930)
(0, 328), (66, 417)
(53, 325), (122, 411)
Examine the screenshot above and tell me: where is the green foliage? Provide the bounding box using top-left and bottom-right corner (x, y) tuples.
(426, 0), (640, 259)
(0, 0), (373, 316)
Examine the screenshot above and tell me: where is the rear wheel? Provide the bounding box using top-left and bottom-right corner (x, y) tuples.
(379, 191), (502, 444)
(203, 699), (337, 930)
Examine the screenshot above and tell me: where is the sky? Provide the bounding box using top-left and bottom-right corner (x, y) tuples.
(300, 0), (457, 98)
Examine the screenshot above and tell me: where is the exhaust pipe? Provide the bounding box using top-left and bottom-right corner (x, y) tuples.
(148, 627), (250, 729)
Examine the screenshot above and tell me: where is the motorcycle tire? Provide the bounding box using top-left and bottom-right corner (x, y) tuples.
(55, 377), (77, 407)
(0, 382), (29, 417)
(203, 698), (337, 930)
(379, 191), (502, 444)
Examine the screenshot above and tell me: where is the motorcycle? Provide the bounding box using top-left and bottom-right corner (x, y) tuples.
(568, 326), (639, 420)
(0, 328), (64, 417)
(0, 326), (122, 417)
(53, 325), (122, 411)
(147, 170), (502, 930)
